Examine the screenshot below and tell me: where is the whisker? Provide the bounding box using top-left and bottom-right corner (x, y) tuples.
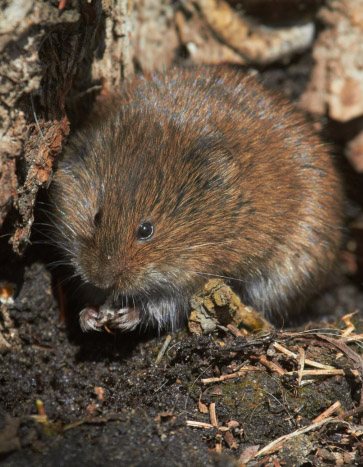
(163, 240), (235, 252)
(30, 93), (45, 140)
(186, 270), (252, 284)
(54, 272), (82, 288)
(33, 222), (57, 228)
(46, 260), (73, 270)
(37, 201), (53, 207)
(184, 241), (234, 250)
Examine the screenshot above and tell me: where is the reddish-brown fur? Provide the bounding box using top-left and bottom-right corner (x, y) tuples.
(50, 66), (344, 331)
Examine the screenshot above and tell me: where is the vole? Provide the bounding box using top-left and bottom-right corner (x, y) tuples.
(50, 66), (344, 332)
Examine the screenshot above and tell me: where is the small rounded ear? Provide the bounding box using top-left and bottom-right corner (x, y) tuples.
(94, 209), (103, 226)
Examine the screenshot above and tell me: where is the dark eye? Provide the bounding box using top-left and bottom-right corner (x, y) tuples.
(137, 221), (154, 240)
(94, 210), (102, 226)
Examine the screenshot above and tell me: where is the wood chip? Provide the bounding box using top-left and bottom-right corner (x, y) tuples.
(224, 430), (238, 449)
(36, 399), (46, 418)
(94, 386), (105, 401)
(210, 387), (223, 395)
(198, 394), (209, 414)
(226, 419), (240, 429)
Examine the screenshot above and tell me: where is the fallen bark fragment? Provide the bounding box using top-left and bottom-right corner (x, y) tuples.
(177, 0), (314, 65)
(189, 279), (272, 335)
(300, 0), (363, 122)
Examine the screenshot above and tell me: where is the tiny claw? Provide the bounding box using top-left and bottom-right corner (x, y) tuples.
(79, 307), (103, 332)
(108, 308), (141, 331)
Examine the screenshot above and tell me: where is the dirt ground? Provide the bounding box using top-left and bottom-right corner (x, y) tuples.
(1, 253), (363, 466)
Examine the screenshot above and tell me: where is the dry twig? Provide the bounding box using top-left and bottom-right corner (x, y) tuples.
(297, 347), (305, 387)
(286, 369), (359, 377)
(273, 342), (336, 370)
(202, 366), (261, 384)
(341, 312), (357, 337)
(209, 402), (218, 427)
(155, 335), (172, 365)
(186, 420), (214, 429)
(313, 401), (342, 423)
(258, 355), (286, 376)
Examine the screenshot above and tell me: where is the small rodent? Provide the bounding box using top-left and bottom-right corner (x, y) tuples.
(50, 66), (344, 332)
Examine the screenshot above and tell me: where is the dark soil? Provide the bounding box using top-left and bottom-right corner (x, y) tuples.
(1, 259), (363, 466)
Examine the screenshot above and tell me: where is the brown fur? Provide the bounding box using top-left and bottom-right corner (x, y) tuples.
(50, 66), (344, 330)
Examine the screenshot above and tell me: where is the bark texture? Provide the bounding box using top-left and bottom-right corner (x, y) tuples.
(0, 0), (130, 253)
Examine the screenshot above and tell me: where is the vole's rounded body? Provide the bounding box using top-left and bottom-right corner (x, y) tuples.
(51, 66), (344, 331)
